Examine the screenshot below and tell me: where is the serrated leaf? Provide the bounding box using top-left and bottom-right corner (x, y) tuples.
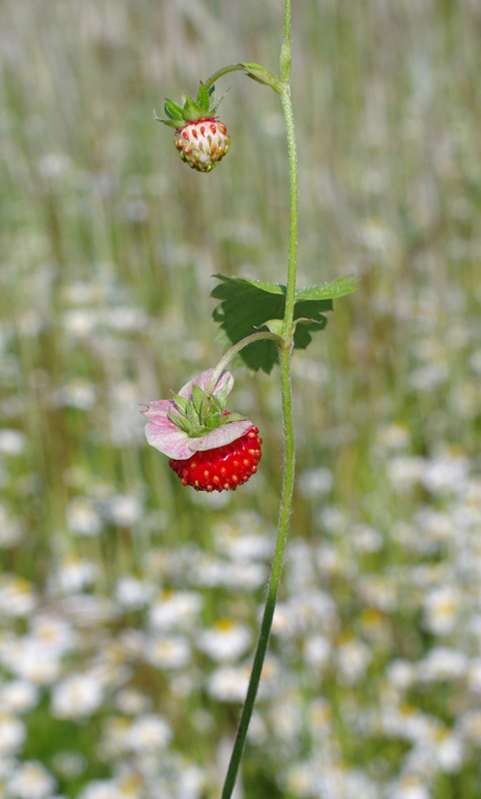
(211, 274), (332, 373)
(197, 83), (210, 114)
(295, 275), (358, 302)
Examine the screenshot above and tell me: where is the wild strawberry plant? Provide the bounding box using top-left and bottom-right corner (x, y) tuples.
(146, 2), (357, 796)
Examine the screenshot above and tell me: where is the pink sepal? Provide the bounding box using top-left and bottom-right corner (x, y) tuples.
(142, 369), (254, 460)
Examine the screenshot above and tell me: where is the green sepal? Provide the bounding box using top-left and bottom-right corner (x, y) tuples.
(154, 111), (182, 130)
(164, 99), (184, 121)
(182, 95), (204, 122)
(196, 83), (211, 114)
(211, 274), (333, 374)
(262, 319), (285, 337)
(191, 384), (205, 416)
(240, 63), (283, 95)
(168, 407), (191, 434)
(170, 392), (189, 413)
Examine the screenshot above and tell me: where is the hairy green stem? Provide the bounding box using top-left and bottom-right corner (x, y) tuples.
(219, 6), (299, 798)
(200, 331), (283, 422)
(280, 83), (298, 339)
(220, 344), (295, 799)
(204, 64), (245, 90)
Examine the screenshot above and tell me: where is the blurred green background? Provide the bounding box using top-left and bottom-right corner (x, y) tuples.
(1, 1), (481, 798)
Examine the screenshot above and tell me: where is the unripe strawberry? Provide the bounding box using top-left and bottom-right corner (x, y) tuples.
(174, 119), (230, 173)
(156, 83), (231, 173)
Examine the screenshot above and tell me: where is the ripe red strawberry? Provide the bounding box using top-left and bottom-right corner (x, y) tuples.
(174, 119), (230, 173)
(169, 427), (262, 492)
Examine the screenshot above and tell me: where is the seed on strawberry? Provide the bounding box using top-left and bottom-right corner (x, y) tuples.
(169, 427), (262, 492)
(174, 118), (231, 173)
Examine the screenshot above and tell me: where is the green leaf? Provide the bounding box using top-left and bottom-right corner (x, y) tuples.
(197, 83), (210, 114)
(294, 275), (358, 302)
(211, 274), (333, 373)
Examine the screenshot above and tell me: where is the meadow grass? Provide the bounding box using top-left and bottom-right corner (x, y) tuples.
(1, 1), (481, 797)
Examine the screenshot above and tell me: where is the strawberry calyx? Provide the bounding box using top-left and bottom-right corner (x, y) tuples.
(168, 383), (246, 440)
(155, 83), (226, 129)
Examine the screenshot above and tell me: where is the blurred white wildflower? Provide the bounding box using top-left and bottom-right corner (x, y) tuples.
(51, 752), (87, 779)
(359, 218), (395, 252)
(297, 466), (333, 498)
(289, 590), (338, 634)
(30, 612), (76, 656)
(0, 680), (39, 713)
(77, 778), (120, 799)
(6, 760), (57, 799)
(409, 363), (449, 392)
(307, 697), (333, 739)
(318, 504), (348, 534)
(386, 660), (416, 691)
(421, 452), (469, 497)
(197, 619), (252, 663)
(350, 524), (384, 554)
(459, 709), (481, 745)
(336, 637), (372, 685)
(0, 576), (36, 617)
(389, 775), (430, 799)
(106, 495), (143, 527)
(59, 379), (97, 410)
(225, 561), (267, 591)
(146, 636), (191, 670)
(212, 514), (272, 561)
(0, 429), (26, 455)
(0, 637), (60, 685)
(66, 498), (102, 537)
(357, 575), (397, 613)
(0, 712), (26, 755)
(37, 152), (70, 179)
(303, 634), (331, 672)
(207, 664), (250, 703)
(387, 456), (425, 491)
(375, 423), (411, 453)
(114, 688), (151, 716)
(0, 503), (24, 547)
(269, 689), (303, 743)
(114, 576), (155, 610)
(63, 308), (98, 338)
(284, 761), (316, 798)
(59, 594), (117, 626)
(422, 586), (460, 635)
(49, 557), (97, 594)
(148, 590), (203, 631)
(109, 381), (146, 446)
(418, 647), (467, 681)
(125, 714), (172, 752)
(51, 673), (104, 719)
